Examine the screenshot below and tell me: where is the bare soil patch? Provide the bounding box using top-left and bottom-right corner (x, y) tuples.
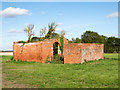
(2, 73), (34, 88)
(0, 52), (13, 56)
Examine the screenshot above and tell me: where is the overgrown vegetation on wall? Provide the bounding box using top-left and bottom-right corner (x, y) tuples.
(46, 55), (64, 64)
(60, 37), (64, 55)
(17, 40), (26, 43)
(50, 37), (64, 64)
(16, 22), (61, 43)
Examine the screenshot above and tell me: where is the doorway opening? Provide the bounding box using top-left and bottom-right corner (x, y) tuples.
(53, 42), (59, 55)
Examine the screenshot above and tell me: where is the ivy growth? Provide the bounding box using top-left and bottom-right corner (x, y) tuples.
(60, 36), (64, 55)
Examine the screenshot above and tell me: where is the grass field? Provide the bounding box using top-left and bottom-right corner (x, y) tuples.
(2, 53), (118, 88)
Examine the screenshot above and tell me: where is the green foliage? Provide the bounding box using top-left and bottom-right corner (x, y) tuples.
(6, 58), (37, 64)
(50, 32), (59, 39)
(71, 37), (81, 43)
(59, 30), (66, 37)
(46, 54), (64, 64)
(60, 37), (64, 55)
(81, 31), (103, 43)
(18, 22), (61, 43)
(17, 40), (26, 43)
(75, 38), (81, 43)
(10, 56), (13, 60)
(45, 60), (51, 63)
(81, 30), (120, 53)
(40, 27), (47, 38)
(39, 22), (60, 40)
(31, 37), (40, 42)
(100, 35), (108, 44)
(45, 22), (58, 39)
(2, 55), (13, 63)
(104, 53), (118, 60)
(104, 37), (120, 53)
(68, 40), (72, 43)
(24, 24), (34, 42)
(2, 54), (118, 88)
(19, 22), (120, 53)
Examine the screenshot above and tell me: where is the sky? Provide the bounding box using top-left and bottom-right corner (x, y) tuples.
(0, 2), (118, 50)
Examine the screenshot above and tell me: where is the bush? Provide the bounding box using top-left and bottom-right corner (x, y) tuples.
(10, 56), (13, 60)
(46, 54), (64, 64)
(17, 40), (26, 43)
(31, 37), (40, 42)
(60, 37), (64, 55)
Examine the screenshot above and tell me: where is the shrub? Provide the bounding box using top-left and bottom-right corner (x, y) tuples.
(46, 54), (64, 64)
(17, 40), (26, 43)
(10, 56), (13, 60)
(31, 37), (40, 42)
(60, 37), (64, 55)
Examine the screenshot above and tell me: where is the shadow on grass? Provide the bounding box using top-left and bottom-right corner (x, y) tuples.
(104, 57), (118, 60)
(6, 56), (118, 65)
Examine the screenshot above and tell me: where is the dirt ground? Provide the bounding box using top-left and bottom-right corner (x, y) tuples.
(2, 73), (35, 88)
(0, 52), (13, 56)
(1, 52), (26, 88)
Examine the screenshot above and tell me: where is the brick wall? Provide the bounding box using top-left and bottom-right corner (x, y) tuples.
(63, 43), (104, 64)
(63, 43), (82, 64)
(80, 43), (104, 63)
(13, 38), (104, 64)
(13, 37), (68, 63)
(13, 42), (43, 62)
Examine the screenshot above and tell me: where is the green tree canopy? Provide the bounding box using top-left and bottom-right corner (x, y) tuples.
(104, 37), (120, 53)
(45, 22), (58, 39)
(31, 37), (40, 42)
(70, 38), (81, 43)
(81, 31), (103, 43)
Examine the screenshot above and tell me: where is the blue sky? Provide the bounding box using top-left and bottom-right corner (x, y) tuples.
(1, 2), (118, 50)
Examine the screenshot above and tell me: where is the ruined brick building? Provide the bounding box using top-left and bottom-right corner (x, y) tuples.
(13, 37), (104, 64)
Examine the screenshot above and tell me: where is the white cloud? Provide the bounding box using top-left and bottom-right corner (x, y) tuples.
(107, 12), (119, 18)
(40, 11), (46, 15)
(57, 22), (63, 25)
(0, 7), (32, 18)
(8, 29), (23, 33)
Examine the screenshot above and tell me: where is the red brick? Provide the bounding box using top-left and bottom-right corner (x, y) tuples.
(13, 38), (104, 64)
(13, 37), (68, 63)
(63, 43), (104, 64)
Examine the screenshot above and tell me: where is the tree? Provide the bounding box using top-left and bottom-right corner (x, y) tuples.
(100, 35), (108, 44)
(31, 37), (40, 42)
(59, 30), (66, 37)
(24, 24), (34, 42)
(67, 38), (72, 43)
(40, 27), (47, 38)
(51, 32), (59, 39)
(105, 37), (120, 53)
(45, 22), (58, 39)
(70, 37), (81, 43)
(81, 31), (102, 43)
(75, 38), (81, 43)
(59, 30), (66, 55)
